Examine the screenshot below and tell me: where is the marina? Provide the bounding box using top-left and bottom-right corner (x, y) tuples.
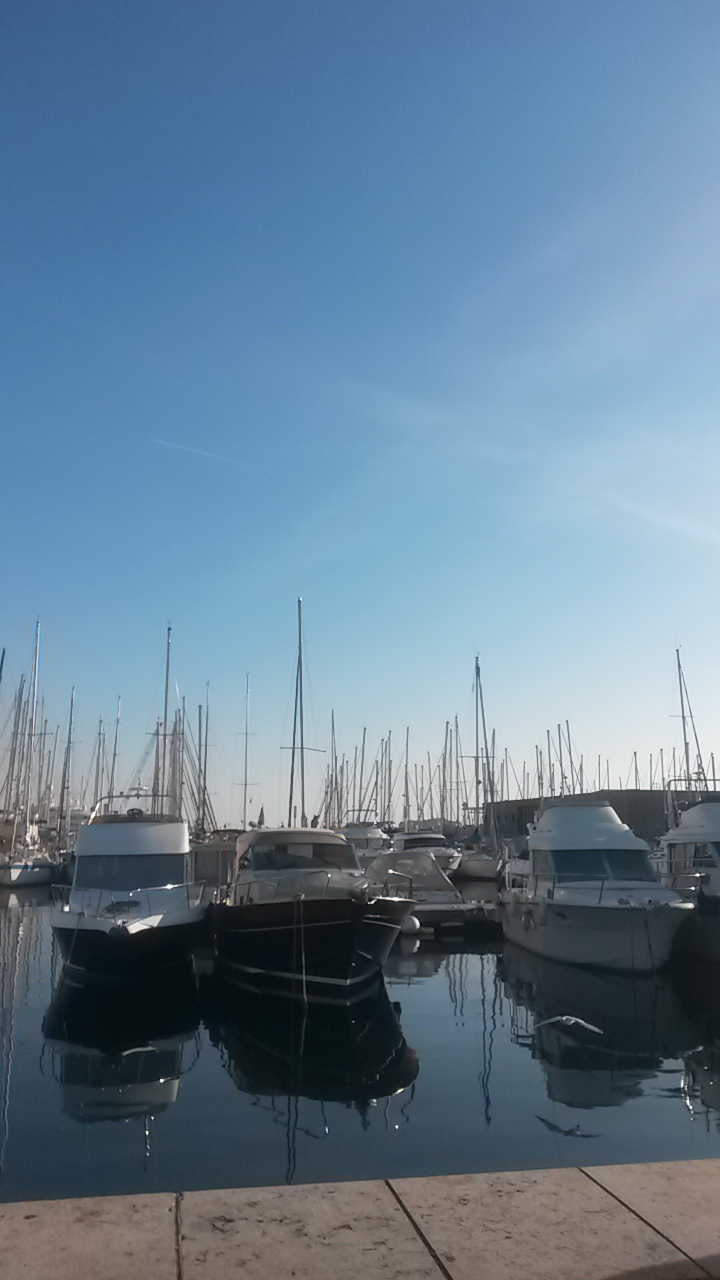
(3, 890), (720, 1206)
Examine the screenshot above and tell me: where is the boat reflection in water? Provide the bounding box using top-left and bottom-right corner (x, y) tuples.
(205, 975), (418, 1135)
(674, 956), (720, 1129)
(42, 965), (200, 1125)
(500, 942), (699, 1109)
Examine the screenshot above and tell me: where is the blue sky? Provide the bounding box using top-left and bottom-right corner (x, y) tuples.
(3, 2), (720, 823)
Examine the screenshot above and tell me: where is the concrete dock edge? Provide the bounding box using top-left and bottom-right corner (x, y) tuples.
(1, 1159), (718, 1279)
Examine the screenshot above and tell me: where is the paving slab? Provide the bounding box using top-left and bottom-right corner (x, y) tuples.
(390, 1169), (705, 1280)
(584, 1160), (720, 1278)
(0, 1192), (176, 1280)
(181, 1179), (443, 1279)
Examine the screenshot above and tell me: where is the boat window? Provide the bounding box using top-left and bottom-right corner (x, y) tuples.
(73, 854), (187, 890)
(532, 849), (553, 875)
(604, 850), (656, 881)
(404, 835), (446, 849)
(251, 842), (359, 872)
(551, 850), (606, 881)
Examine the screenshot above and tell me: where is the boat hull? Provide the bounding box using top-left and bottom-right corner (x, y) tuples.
(52, 911), (207, 984)
(213, 895), (411, 1001)
(500, 897), (689, 971)
(453, 853), (500, 881)
(0, 860), (54, 887)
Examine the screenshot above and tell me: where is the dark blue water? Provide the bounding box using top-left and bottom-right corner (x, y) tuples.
(2, 889), (720, 1202)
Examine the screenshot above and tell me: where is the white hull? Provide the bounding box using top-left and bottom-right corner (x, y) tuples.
(454, 853), (500, 881)
(501, 896), (688, 972)
(0, 861), (54, 887)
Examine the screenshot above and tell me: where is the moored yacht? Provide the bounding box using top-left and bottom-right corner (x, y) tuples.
(50, 796), (206, 983)
(500, 799), (693, 971)
(656, 797), (720, 960)
(212, 828), (414, 1000)
(391, 830), (462, 877)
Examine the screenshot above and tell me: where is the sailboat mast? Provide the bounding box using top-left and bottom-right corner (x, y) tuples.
(21, 619), (40, 836)
(478, 663), (498, 851)
(161, 624), (171, 809)
(677, 648), (692, 788)
(108, 697), (121, 811)
(201, 683), (209, 833)
(474, 656), (481, 825)
(297, 598), (306, 826)
(243, 674), (249, 830)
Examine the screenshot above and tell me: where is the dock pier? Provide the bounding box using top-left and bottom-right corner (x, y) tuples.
(1, 1159), (719, 1278)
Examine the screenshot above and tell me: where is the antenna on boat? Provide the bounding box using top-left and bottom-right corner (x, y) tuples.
(242, 673), (250, 830)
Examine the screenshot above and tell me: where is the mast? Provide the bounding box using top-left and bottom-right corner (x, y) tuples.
(297, 598), (306, 826)
(474, 656), (481, 825)
(21, 619), (40, 839)
(58, 687), (75, 845)
(108, 697), (121, 812)
(161, 624), (171, 809)
(403, 727), (410, 829)
(677, 648), (692, 788)
(478, 663), (498, 851)
(242, 673), (250, 830)
(201, 684), (209, 833)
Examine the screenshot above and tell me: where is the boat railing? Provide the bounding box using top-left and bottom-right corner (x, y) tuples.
(376, 870), (413, 899)
(225, 869), (336, 907)
(525, 873), (664, 905)
(52, 881), (205, 918)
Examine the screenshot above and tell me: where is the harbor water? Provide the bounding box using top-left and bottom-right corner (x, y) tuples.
(2, 888), (720, 1203)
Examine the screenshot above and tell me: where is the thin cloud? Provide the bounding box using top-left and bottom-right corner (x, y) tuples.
(599, 492), (720, 550)
(152, 438), (273, 474)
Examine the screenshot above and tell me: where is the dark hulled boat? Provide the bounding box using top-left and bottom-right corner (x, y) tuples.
(213, 828), (413, 1001)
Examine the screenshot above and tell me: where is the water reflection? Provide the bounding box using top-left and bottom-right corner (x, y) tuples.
(1, 887), (49, 1173)
(205, 977), (418, 1107)
(500, 943), (699, 1110)
(674, 957), (720, 1130)
(42, 967), (201, 1125)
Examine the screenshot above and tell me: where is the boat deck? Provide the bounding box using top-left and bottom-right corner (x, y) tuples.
(2, 1158), (718, 1278)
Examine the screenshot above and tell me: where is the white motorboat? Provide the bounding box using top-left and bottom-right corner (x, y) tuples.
(454, 844), (501, 881)
(391, 830), (462, 877)
(500, 800), (694, 971)
(656, 797), (720, 960)
(50, 797), (207, 983)
(213, 828), (414, 1000)
(337, 821), (391, 860)
(366, 846), (482, 930)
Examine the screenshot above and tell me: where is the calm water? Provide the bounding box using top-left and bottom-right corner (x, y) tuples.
(2, 889), (720, 1202)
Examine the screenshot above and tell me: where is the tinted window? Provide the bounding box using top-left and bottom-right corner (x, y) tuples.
(551, 850), (606, 881)
(604, 850), (656, 881)
(74, 854), (187, 890)
(252, 842), (358, 872)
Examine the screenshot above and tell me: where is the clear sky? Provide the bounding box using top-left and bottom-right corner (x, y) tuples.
(3, 1), (720, 824)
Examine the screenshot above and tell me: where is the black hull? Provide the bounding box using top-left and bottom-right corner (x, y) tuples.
(212, 896), (410, 1002)
(204, 977), (418, 1104)
(53, 918), (205, 986)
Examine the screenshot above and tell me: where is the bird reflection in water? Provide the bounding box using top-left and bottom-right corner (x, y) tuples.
(41, 963), (201, 1149)
(204, 974), (418, 1181)
(500, 942), (700, 1114)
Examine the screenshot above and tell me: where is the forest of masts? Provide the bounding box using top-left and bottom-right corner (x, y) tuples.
(2, 626), (715, 838)
(0, 625), (217, 845)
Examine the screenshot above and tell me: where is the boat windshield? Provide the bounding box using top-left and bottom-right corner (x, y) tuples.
(550, 849), (656, 883)
(251, 842), (359, 872)
(73, 854), (187, 890)
(403, 835), (446, 849)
